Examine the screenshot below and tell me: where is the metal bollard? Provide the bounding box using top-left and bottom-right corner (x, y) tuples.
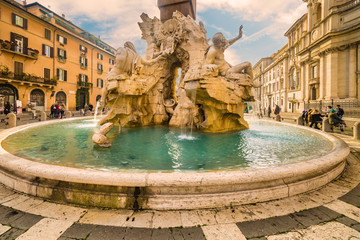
(7, 113), (16, 128)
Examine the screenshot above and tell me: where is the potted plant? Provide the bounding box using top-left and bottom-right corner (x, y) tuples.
(27, 48), (39, 57)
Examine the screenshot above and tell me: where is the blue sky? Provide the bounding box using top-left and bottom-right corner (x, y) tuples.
(24, 0), (307, 65)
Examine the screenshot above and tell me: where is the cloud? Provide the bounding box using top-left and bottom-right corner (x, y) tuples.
(198, 0), (307, 43)
(224, 48), (242, 66)
(25, 0), (159, 49)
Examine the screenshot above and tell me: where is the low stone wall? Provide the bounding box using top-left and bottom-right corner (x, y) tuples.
(0, 119), (349, 210)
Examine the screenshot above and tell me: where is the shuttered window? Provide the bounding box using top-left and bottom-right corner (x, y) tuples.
(14, 61), (23, 75)
(11, 13), (27, 30)
(45, 29), (51, 40)
(44, 68), (50, 80)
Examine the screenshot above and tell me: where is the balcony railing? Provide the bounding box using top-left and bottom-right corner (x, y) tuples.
(0, 70), (57, 86)
(0, 40), (39, 60)
(77, 81), (93, 88)
(58, 56), (66, 63)
(80, 63), (87, 69)
(97, 69), (103, 74)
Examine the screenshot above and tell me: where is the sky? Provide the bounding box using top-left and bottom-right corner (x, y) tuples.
(22, 0), (307, 65)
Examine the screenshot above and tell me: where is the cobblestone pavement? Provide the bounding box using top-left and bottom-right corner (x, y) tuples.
(0, 120), (360, 239)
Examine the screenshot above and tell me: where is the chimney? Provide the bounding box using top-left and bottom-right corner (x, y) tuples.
(62, 14), (65, 18)
(22, 0), (27, 6)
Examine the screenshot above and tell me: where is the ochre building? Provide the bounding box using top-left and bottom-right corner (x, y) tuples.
(0, 0), (116, 112)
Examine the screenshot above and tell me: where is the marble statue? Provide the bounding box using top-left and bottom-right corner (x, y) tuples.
(93, 11), (260, 146)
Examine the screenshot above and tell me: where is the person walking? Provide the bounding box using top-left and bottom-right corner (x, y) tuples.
(4, 102), (11, 115)
(267, 105), (271, 118)
(274, 104), (281, 122)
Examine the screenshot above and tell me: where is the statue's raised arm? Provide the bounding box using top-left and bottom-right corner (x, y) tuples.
(228, 25), (243, 47)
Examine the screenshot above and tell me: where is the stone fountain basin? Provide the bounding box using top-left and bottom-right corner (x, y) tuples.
(0, 119), (349, 210)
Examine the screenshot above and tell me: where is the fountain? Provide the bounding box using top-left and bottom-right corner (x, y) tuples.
(0, 12), (349, 210)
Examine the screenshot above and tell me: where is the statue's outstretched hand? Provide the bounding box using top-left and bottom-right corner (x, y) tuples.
(239, 25), (243, 38)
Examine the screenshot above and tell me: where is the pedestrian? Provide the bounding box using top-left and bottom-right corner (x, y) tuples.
(324, 106), (332, 117)
(59, 103), (65, 119)
(89, 104), (94, 112)
(267, 105), (271, 118)
(84, 104), (89, 116)
(302, 110), (308, 126)
(274, 104), (281, 121)
(328, 109), (344, 132)
(4, 101), (11, 115)
(54, 101), (60, 118)
(50, 103), (56, 118)
(309, 109), (323, 129)
(336, 105), (344, 119)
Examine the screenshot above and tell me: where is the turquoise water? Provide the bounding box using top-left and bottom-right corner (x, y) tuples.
(2, 120), (333, 172)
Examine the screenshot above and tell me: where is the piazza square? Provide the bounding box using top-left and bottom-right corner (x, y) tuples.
(0, 0), (359, 239)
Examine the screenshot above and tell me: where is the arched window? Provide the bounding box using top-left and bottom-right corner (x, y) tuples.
(55, 91), (66, 105)
(30, 89), (44, 107)
(0, 84), (18, 111)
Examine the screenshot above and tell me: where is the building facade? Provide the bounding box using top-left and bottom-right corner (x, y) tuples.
(255, 0), (360, 114)
(0, 0), (116, 112)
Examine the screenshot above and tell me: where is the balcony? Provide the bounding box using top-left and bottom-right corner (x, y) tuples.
(309, 77), (319, 85)
(57, 56), (66, 63)
(77, 81), (93, 89)
(0, 68), (57, 88)
(0, 40), (39, 60)
(80, 63), (88, 69)
(97, 69), (103, 74)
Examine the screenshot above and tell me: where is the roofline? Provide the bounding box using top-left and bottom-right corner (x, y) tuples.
(5, 1), (116, 55)
(284, 13), (307, 36)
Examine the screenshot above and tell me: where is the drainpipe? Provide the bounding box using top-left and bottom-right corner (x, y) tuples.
(90, 47), (94, 104)
(52, 28), (58, 108)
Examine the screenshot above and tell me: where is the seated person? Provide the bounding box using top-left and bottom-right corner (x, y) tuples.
(328, 109), (344, 132)
(309, 109), (323, 129)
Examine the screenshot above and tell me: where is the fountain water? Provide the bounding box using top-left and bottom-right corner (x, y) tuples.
(94, 101), (100, 121)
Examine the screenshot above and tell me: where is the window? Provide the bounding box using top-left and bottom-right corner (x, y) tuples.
(42, 44), (54, 58)
(12, 13), (27, 29)
(97, 53), (103, 60)
(57, 69), (67, 81)
(80, 45), (87, 52)
(30, 89), (44, 107)
(44, 68), (51, 80)
(10, 33), (28, 55)
(45, 29), (51, 40)
(57, 48), (66, 62)
(80, 56), (87, 68)
(79, 74), (88, 82)
(97, 78), (103, 88)
(109, 59), (115, 65)
(14, 61), (23, 75)
(57, 34), (67, 44)
(55, 91), (66, 105)
(97, 63), (103, 73)
(312, 65), (318, 79)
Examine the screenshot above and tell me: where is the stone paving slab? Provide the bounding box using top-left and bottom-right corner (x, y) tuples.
(0, 227), (26, 240)
(325, 200), (360, 222)
(202, 223), (246, 240)
(15, 218), (73, 240)
(267, 221), (360, 239)
(0, 224), (10, 235)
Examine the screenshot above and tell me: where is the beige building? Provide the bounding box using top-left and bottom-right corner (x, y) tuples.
(255, 0), (360, 114)
(0, 0), (116, 112)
